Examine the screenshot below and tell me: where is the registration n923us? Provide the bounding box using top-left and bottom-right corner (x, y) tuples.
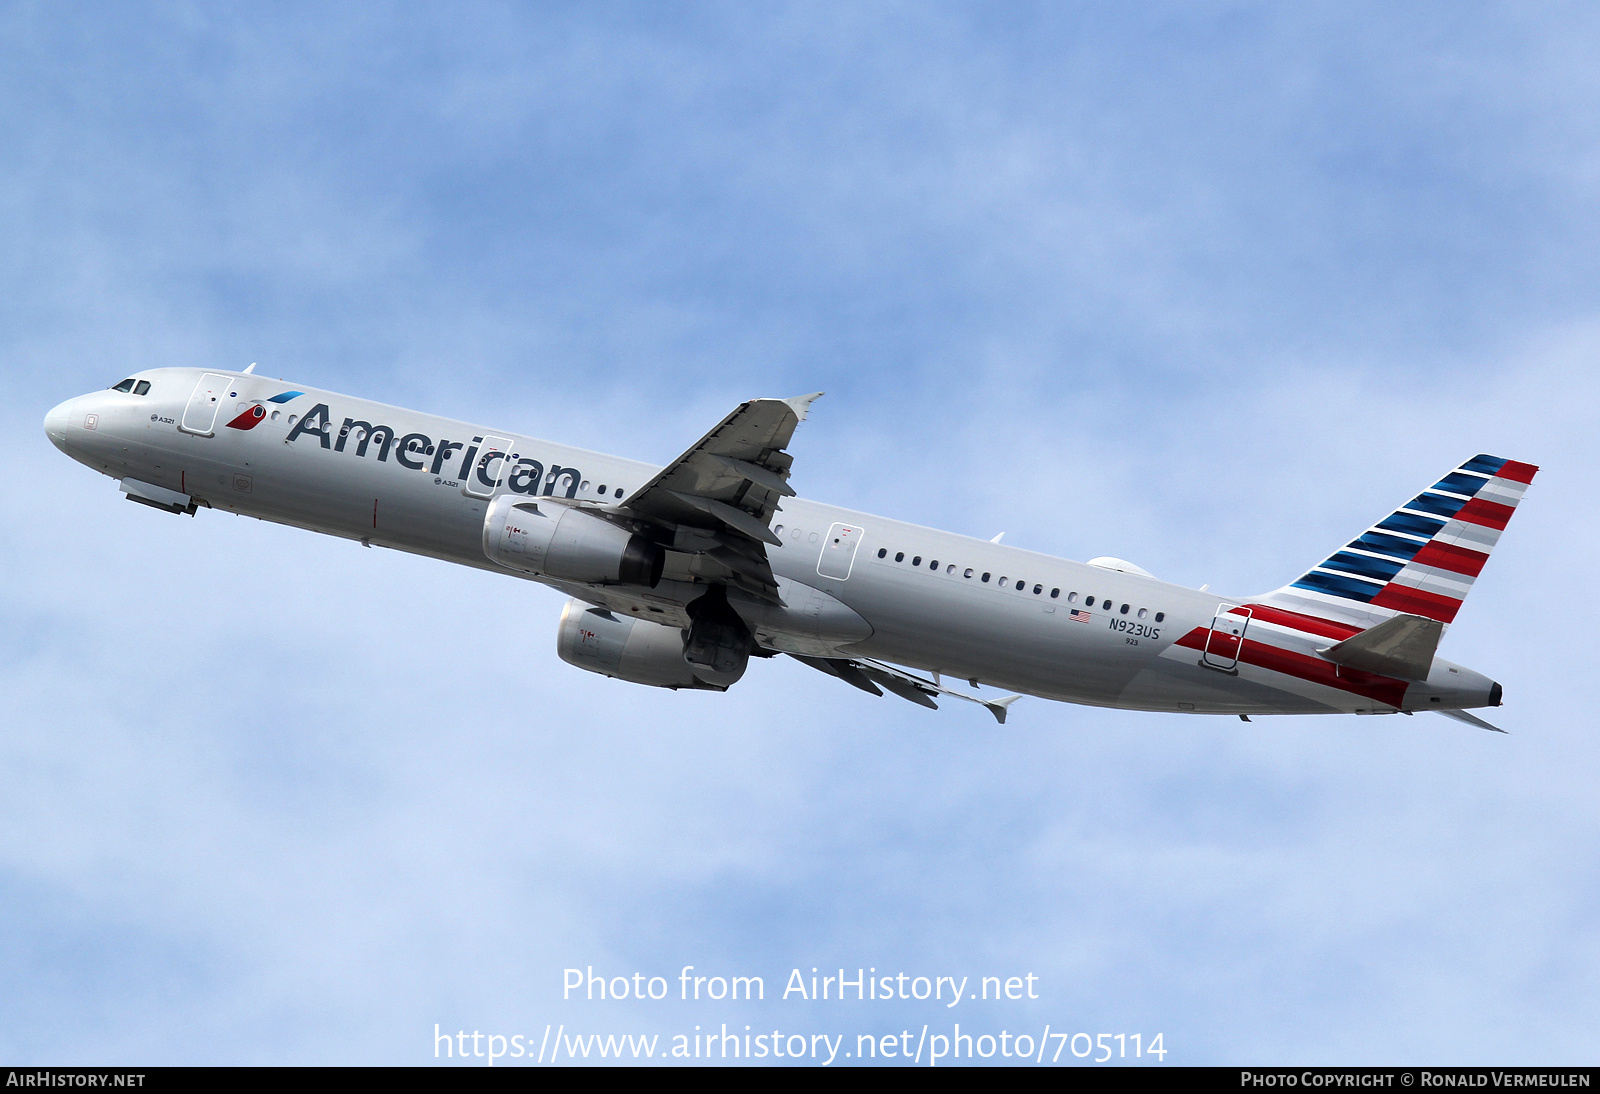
(1108, 618), (1161, 641)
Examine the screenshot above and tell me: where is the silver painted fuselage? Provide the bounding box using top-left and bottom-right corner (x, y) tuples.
(45, 368), (1500, 718)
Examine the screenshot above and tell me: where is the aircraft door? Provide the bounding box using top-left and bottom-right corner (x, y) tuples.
(1201, 604), (1252, 671)
(463, 435), (515, 499)
(816, 523), (865, 580)
(179, 373), (234, 436)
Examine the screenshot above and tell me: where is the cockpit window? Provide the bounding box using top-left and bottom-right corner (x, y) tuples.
(133, 380), (151, 395)
(110, 378), (136, 392)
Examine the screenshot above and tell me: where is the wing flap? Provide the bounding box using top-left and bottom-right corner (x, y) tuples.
(787, 654), (1022, 723)
(670, 491), (784, 546)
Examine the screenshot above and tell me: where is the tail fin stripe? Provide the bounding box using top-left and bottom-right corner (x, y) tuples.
(1377, 512), (1447, 539)
(1392, 569), (1474, 598)
(1436, 521), (1499, 551)
(1477, 478), (1529, 505)
(1461, 455), (1509, 475)
(1322, 552), (1406, 582)
(1433, 471), (1491, 496)
(1291, 571), (1384, 601)
(1349, 531), (1427, 561)
(1410, 540), (1490, 578)
(1496, 459), (1539, 484)
(1370, 583), (1463, 622)
(1454, 498), (1515, 530)
(1401, 493), (1471, 519)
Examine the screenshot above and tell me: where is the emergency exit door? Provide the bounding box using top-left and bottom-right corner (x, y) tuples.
(816, 523), (865, 580)
(1201, 604), (1252, 671)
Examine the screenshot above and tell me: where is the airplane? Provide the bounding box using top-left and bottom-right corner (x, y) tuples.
(44, 366), (1534, 730)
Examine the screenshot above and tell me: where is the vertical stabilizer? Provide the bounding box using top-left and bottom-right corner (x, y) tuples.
(1258, 454), (1537, 630)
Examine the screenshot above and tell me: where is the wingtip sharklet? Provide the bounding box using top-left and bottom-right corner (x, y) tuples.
(783, 392), (824, 422)
(986, 694), (1022, 725)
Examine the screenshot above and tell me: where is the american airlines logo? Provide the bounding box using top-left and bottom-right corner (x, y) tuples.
(226, 404), (267, 430)
(285, 402), (586, 498)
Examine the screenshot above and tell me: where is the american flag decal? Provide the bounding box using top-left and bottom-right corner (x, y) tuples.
(1068, 609), (1092, 623)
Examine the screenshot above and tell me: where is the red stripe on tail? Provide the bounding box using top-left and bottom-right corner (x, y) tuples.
(1453, 498), (1514, 530)
(1174, 628), (1409, 707)
(1495, 460), (1539, 484)
(1237, 604), (1363, 641)
(1409, 540), (1489, 578)
(1369, 583), (1463, 623)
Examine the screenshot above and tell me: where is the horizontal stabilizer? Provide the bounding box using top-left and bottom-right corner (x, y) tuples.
(1436, 708), (1507, 734)
(1318, 613), (1441, 680)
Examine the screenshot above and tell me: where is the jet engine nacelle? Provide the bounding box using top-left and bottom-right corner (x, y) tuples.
(483, 494), (664, 587)
(556, 599), (730, 690)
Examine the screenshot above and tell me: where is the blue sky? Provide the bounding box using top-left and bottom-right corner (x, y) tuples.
(2, 2), (1597, 1065)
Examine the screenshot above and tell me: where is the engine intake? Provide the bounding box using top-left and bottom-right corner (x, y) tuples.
(557, 599), (729, 690)
(484, 494), (663, 587)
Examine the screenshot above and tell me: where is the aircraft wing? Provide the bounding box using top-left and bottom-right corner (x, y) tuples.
(787, 654), (1022, 724)
(618, 393), (822, 603)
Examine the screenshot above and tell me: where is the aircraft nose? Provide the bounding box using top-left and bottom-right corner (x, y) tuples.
(43, 397), (77, 451)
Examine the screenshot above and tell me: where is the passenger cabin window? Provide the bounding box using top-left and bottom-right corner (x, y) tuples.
(1067, 592), (1078, 603)
(877, 548), (887, 558)
(1155, 612), (1165, 622)
(133, 380), (151, 395)
(912, 556), (922, 566)
(1084, 596), (1095, 607)
(895, 552), (905, 562)
(1033, 584), (1042, 595)
(981, 572), (991, 582)
(111, 378), (136, 392)
(1121, 603), (1130, 614)
(964, 568), (973, 578)
(929, 559), (938, 569)
(1050, 588), (1060, 598)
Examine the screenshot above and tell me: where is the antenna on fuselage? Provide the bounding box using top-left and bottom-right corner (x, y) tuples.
(242, 362), (257, 374)
(990, 532), (1005, 543)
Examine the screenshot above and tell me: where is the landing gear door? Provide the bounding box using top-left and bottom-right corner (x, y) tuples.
(1202, 604), (1252, 671)
(179, 373), (234, 436)
(462, 435), (515, 499)
(816, 523), (865, 580)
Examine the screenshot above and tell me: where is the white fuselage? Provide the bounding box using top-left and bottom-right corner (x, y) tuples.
(44, 368), (1500, 718)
